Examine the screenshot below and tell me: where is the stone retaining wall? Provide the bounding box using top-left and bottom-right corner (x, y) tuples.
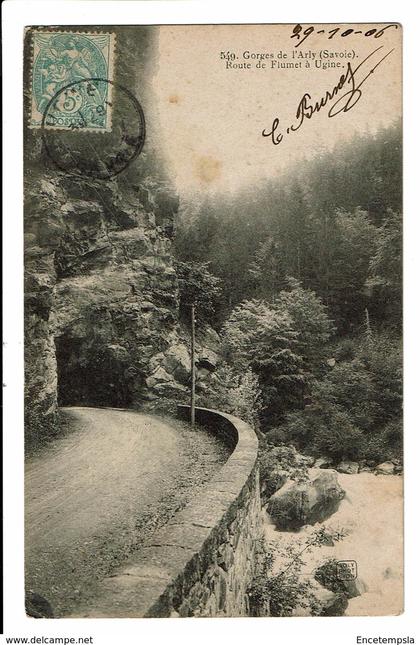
(84, 406), (261, 618)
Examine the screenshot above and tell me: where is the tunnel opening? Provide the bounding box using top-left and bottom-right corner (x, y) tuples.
(55, 335), (136, 408)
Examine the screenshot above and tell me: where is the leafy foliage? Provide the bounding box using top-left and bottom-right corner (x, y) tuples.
(175, 123), (402, 465)
(248, 527), (347, 616)
(282, 333), (403, 462)
(222, 299), (303, 423)
(175, 260), (222, 326)
(201, 363), (262, 429)
(258, 443), (310, 499)
(248, 237), (288, 301)
(366, 210), (402, 329)
(175, 123), (402, 331)
(221, 283), (333, 423)
(275, 279), (335, 368)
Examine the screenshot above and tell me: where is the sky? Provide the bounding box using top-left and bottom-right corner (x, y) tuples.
(153, 23), (401, 197)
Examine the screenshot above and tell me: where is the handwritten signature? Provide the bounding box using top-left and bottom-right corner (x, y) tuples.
(262, 46), (395, 145)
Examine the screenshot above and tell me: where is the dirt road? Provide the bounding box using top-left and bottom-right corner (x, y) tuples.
(25, 407), (229, 616)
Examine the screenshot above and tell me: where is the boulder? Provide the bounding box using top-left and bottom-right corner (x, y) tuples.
(163, 343), (190, 370)
(145, 366), (172, 388)
(314, 456), (335, 469)
(316, 588), (348, 616)
(266, 469), (345, 531)
(263, 466), (289, 498)
(292, 582), (348, 617)
(393, 462), (403, 475)
(303, 455), (317, 467)
(375, 461), (395, 475)
(336, 460), (359, 474)
(197, 350), (219, 370)
(162, 343), (191, 385)
(26, 591), (54, 618)
(197, 326), (221, 353)
(314, 560), (367, 600)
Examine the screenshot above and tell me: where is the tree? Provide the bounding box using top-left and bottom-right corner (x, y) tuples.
(175, 260), (222, 326)
(202, 363), (262, 429)
(275, 279), (334, 369)
(309, 208), (379, 332)
(249, 237), (288, 302)
(222, 300), (303, 423)
(281, 181), (311, 280)
(357, 332), (403, 427)
(282, 332), (403, 463)
(366, 210), (402, 328)
(311, 359), (377, 432)
(221, 283), (335, 424)
(174, 124), (402, 332)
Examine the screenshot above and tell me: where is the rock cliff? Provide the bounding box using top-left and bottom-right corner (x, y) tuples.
(24, 27), (215, 442)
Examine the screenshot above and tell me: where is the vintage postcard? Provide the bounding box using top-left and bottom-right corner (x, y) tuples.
(23, 23), (402, 619)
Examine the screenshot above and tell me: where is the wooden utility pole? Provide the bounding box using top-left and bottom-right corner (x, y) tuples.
(190, 303), (196, 426)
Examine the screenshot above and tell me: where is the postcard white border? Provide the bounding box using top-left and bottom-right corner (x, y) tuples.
(2, 1), (419, 644)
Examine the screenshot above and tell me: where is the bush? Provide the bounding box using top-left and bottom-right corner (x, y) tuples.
(333, 337), (357, 362)
(278, 331), (403, 464)
(358, 333), (403, 427)
(248, 527), (347, 616)
(362, 418), (403, 462)
(201, 363), (262, 429)
(311, 408), (366, 461)
(312, 359), (377, 432)
(265, 427), (288, 446)
(282, 409), (321, 450)
(283, 403), (402, 464)
(284, 405), (367, 461)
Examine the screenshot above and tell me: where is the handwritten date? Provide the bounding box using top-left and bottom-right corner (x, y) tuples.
(291, 23), (399, 48)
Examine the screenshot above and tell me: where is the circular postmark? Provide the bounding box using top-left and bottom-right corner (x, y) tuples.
(41, 78), (146, 179)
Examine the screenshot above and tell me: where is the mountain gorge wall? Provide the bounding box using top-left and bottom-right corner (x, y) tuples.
(24, 27), (208, 441)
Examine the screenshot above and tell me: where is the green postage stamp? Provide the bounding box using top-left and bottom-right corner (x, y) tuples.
(30, 31), (115, 131)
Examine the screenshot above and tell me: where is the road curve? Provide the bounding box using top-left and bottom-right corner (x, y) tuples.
(25, 406), (229, 616)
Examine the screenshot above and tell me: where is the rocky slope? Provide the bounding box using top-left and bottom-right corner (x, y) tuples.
(24, 27), (216, 442)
